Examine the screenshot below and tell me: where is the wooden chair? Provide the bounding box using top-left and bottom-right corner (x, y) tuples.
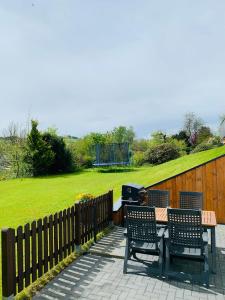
(123, 205), (165, 275)
(165, 208), (209, 286)
(180, 191), (203, 210)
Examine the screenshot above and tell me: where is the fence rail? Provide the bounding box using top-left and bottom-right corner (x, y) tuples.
(1, 190), (113, 298)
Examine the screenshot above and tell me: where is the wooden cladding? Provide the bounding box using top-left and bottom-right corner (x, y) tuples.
(146, 155), (225, 224)
(1, 190), (113, 298)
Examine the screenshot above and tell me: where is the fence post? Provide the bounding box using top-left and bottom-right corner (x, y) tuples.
(93, 200), (97, 243)
(1, 228), (16, 300)
(109, 190), (113, 225)
(75, 203), (81, 252)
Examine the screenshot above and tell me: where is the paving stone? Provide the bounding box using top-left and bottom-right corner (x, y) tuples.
(33, 225), (225, 300)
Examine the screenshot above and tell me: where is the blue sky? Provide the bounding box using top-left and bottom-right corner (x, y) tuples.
(0, 0), (225, 138)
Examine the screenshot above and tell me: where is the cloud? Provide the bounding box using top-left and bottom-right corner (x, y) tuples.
(0, 0), (224, 137)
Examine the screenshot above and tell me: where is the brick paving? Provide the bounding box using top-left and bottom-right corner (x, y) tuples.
(34, 226), (225, 300)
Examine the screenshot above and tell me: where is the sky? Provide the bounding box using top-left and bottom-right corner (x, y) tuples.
(0, 0), (225, 138)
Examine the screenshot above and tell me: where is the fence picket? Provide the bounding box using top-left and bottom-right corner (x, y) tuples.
(31, 221), (37, 282)
(49, 215), (54, 268)
(17, 226), (23, 292)
(71, 206), (75, 251)
(24, 223), (30, 287)
(58, 211), (63, 261)
(43, 217), (48, 273)
(37, 219), (43, 277)
(63, 209), (67, 258)
(67, 208), (71, 254)
(54, 213), (59, 265)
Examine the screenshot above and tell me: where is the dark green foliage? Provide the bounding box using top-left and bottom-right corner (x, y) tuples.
(25, 120), (55, 176)
(24, 120), (74, 176)
(172, 130), (190, 146)
(144, 143), (180, 165)
(42, 132), (74, 174)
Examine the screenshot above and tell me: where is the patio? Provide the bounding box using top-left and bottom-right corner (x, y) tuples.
(33, 225), (225, 300)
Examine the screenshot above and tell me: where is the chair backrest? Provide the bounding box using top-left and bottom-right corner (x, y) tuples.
(180, 191), (203, 210)
(125, 205), (157, 243)
(147, 189), (170, 208)
(167, 208), (203, 248)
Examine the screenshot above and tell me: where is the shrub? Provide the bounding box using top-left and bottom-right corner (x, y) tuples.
(144, 143), (180, 165)
(191, 143), (214, 153)
(76, 193), (94, 203)
(24, 120), (55, 176)
(24, 121), (75, 176)
(42, 132), (74, 174)
(207, 136), (223, 147)
(132, 151), (145, 166)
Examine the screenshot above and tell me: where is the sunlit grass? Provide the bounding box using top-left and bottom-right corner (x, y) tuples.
(0, 146), (224, 297)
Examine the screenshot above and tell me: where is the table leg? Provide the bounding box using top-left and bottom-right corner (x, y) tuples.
(211, 227), (216, 274)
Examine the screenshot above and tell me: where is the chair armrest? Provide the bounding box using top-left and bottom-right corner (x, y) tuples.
(164, 229), (169, 239)
(202, 231), (208, 244)
(124, 228), (127, 237)
(157, 227), (165, 238)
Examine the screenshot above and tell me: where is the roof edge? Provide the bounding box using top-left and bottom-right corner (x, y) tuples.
(146, 152), (225, 189)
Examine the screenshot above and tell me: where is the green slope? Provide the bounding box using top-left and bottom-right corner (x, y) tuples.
(0, 146), (225, 229)
(0, 145), (224, 297)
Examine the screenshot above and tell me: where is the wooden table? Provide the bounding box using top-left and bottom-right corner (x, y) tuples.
(155, 207), (217, 273)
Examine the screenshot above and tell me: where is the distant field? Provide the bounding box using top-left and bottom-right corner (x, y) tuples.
(0, 146), (225, 297)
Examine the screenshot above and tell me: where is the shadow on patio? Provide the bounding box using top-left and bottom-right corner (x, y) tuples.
(34, 226), (225, 300)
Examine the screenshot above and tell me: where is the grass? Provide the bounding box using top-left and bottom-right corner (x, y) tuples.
(0, 146), (225, 298)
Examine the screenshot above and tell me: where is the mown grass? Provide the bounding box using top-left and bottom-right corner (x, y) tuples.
(0, 146), (224, 298)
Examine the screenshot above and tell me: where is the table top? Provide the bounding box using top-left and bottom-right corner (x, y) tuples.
(155, 207), (217, 227)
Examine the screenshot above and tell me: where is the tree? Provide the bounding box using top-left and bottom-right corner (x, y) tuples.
(24, 120), (55, 176)
(42, 131), (74, 174)
(149, 131), (167, 146)
(111, 126), (135, 144)
(219, 115), (225, 139)
(1, 122), (27, 177)
(196, 126), (212, 144)
(183, 112), (203, 137)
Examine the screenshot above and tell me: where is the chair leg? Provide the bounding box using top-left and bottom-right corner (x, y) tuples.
(123, 238), (129, 274)
(133, 251), (138, 260)
(159, 238), (163, 275)
(204, 244), (209, 288)
(165, 243), (170, 279)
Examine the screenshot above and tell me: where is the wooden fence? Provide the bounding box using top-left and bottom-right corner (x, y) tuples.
(146, 154), (225, 223)
(1, 190), (113, 298)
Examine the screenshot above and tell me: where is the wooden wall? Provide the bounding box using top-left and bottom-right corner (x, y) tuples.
(146, 155), (225, 224)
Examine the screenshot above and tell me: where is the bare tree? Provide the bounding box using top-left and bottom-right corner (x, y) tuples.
(183, 112), (203, 137)
(1, 122), (28, 177)
(219, 115), (225, 139)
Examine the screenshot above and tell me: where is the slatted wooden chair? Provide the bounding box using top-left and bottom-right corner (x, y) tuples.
(146, 189), (170, 208)
(165, 208), (209, 286)
(180, 191), (203, 210)
(123, 205), (165, 275)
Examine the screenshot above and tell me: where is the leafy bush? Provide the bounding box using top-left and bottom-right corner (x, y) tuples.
(42, 132), (74, 174)
(144, 143), (180, 165)
(24, 121), (74, 176)
(167, 138), (187, 156)
(132, 151), (145, 166)
(76, 193), (94, 203)
(207, 136), (223, 146)
(191, 143), (214, 153)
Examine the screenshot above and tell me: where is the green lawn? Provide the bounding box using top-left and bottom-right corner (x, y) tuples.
(0, 146), (225, 297)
